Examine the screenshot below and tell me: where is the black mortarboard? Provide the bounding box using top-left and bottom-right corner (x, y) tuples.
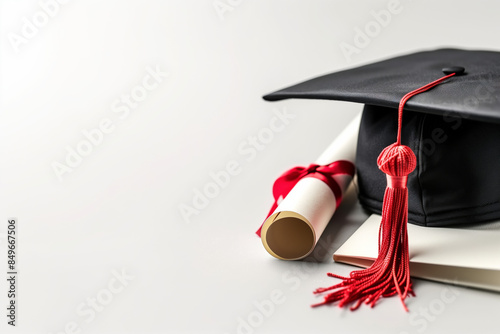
(262, 48), (500, 310)
(264, 48), (500, 228)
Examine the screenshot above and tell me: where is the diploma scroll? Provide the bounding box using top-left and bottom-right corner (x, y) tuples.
(260, 113), (361, 260)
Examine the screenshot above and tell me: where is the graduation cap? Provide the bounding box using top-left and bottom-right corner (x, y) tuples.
(262, 48), (500, 310)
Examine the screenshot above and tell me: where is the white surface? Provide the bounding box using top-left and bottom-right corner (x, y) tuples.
(0, 1), (499, 333)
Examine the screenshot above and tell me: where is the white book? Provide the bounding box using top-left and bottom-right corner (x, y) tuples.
(334, 214), (500, 291)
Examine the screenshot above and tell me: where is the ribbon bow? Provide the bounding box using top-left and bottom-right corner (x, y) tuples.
(256, 160), (355, 237)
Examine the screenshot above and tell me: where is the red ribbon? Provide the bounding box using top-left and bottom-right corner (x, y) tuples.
(256, 160), (355, 237)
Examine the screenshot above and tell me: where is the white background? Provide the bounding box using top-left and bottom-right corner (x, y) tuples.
(1, 0), (499, 333)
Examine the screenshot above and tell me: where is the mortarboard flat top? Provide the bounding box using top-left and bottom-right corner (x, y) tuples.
(264, 48), (500, 123)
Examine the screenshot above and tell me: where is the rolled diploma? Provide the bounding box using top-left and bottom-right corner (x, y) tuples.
(261, 113), (361, 260)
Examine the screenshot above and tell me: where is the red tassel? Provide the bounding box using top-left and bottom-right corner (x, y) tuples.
(312, 143), (416, 311)
(312, 72), (458, 311)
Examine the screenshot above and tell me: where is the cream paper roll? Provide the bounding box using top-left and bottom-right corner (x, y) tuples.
(261, 113), (361, 260)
